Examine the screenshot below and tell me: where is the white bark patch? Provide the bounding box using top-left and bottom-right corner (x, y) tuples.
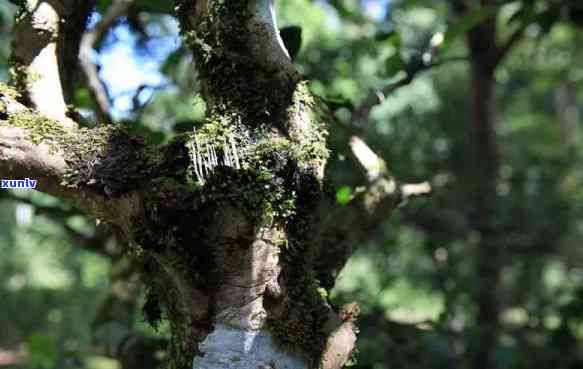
(192, 324), (307, 369)
(248, 0), (292, 64)
(29, 43), (70, 124)
(13, 0), (76, 129)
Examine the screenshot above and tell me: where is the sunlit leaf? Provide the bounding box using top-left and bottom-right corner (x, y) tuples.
(336, 186), (354, 205)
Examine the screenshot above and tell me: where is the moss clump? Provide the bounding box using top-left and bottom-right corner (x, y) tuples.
(264, 166), (332, 365)
(0, 82), (21, 100)
(60, 125), (157, 195)
(267, 271), (330, 366)
(3, 109), (163, 197)
(8, 57), (40, 101)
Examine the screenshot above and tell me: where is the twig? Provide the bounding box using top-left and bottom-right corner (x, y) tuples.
(401, 182), (432, 200)
(494, 24), (527, 66)
(350, 55), (466, 126)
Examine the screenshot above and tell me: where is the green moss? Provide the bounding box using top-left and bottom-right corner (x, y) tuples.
(267, 272), (330, 366)
(0, 82), (20, 100)
(3, 109), (163, 197)
(8, 58), (40, 99)
(7, 110), (67, 145)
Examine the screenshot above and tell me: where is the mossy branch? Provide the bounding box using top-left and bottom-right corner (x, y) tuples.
(0, 86), (153, 225)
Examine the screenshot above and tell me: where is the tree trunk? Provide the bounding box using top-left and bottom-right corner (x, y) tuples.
(465, 12), (502, 369)
(0, 1), (426, 368)
(468, 59), (501, 369)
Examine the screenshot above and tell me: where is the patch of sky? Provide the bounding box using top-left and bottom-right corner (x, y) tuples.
(92, 13), (180, 119)
(363, 0), (391, 21)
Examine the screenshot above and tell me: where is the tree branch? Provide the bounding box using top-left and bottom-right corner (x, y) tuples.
(0, 88), (146, 227)
(315, 136), (430, 287)
(80, 0), (135, 124)
(10, 1), (86, 128)
(351, 75), (413, 126)
(350, 40), (465, 126)
(493, 24), (527, 66)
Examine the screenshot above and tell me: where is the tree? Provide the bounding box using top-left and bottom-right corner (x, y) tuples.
(0, 1), (429, 368)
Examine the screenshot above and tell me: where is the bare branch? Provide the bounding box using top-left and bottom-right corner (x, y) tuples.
(351, 75), (413, 127)
(350, 37), (465, 126)
(494, 25), (527, 66)
(320, 310), (357, 369)
(80, 0), (135, 124)
(401, 182), (432, 200)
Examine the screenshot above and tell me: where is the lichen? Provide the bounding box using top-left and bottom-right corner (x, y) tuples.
(7, 110), (67, 145)
(0, 82), (21, 100)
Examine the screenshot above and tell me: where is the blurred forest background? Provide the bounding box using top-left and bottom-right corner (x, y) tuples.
(1, 0), (583, 368)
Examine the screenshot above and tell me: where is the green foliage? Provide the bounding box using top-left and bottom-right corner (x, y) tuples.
(335, 185), (353, 205)
(26, 333), (58, 369)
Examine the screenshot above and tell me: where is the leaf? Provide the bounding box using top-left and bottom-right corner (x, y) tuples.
(336, 186), (354, 205)
(280, 26), (302, 61)
(26, 333), (58, 369)
(74, 88), (94, 109)
(385, 32), (402, 48)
